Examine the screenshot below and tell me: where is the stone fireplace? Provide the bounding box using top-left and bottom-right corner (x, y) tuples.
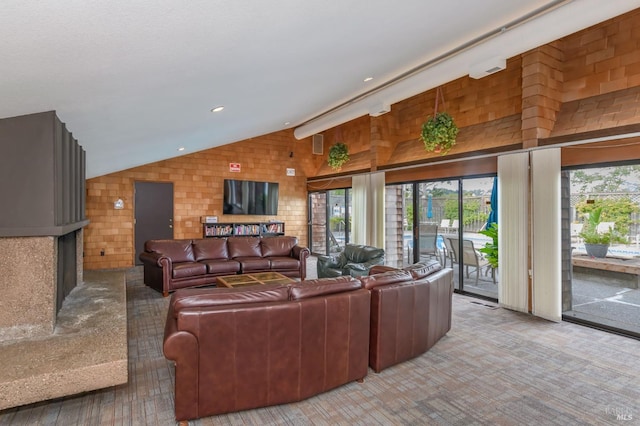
(0, 111), (126, 410)
(0, 111), (88, 342)
(0, 230), (83, 342)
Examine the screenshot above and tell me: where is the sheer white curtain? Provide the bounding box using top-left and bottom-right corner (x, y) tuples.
(531, 148), (562, 322)
(497, 152), (529, 313)
(352, 172), (385, 248)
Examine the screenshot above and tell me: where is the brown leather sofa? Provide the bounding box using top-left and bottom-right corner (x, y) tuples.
(163, 276), (370, 421)
(359, 260), (454, 373)
(139, 236), (309, 296)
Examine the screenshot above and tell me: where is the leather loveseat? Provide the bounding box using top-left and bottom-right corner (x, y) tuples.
(139, 236), (309, 296)
(317, 243), (385, 278)
(359, 260), (454, 373)
(163, 276), (370, 421)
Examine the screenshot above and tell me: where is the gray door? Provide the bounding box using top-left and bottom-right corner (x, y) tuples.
(134, 181), (174, 265)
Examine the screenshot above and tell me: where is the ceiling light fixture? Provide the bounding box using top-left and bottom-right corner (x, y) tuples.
(211, 106), (224, 112)
(284, 121), (291, 126)
(363, 77), (373, 82)
(177, 147), (185, 151)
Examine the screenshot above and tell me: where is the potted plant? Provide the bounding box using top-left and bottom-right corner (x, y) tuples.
(478, 222), (498, 269)
(328, 142), (349, 170)
(420, 112), (459, 155)
(579, 206), (621, 258)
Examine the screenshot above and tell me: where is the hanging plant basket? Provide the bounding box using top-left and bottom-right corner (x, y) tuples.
(420, 111), (458, 155)
(328, 142), (349, 170)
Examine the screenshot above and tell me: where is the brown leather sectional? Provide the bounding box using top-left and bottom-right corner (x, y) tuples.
(362, 260), (454, 373)
(164, 276), (371, 421)
(139, 236), (309, 296)
(163, 260), (453, 421)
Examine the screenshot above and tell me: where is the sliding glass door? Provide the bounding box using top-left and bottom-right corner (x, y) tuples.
(308, 192), (328, 255)
(563, 164), (640, 336)
(308, 189), (351, 256)
(385, 177), (498, 300)
(459, 177), (498, 299)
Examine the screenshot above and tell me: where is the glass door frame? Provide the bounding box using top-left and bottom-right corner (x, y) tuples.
(308, 188), (351, 256)
(404, 175), (497, 301)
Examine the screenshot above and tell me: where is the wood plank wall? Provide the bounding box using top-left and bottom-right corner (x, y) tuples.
(85, 9), (640, 270)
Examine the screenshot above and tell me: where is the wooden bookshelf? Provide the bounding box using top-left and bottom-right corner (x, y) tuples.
(203, 221), (285, 238)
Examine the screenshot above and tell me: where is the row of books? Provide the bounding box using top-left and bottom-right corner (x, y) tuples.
(203, 222), (285, 237)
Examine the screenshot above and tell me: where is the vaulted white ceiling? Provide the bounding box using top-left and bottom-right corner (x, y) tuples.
(1, 1), (638, 178)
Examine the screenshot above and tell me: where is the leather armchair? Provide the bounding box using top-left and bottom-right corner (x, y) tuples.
(317, 244), (385, 278)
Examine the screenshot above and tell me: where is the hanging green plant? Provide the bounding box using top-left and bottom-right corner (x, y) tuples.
(328, 142), (349, 170)
(420, 111), (459, 155)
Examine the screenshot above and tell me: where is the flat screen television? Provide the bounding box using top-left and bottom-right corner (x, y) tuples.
(223, 179), (279, 215)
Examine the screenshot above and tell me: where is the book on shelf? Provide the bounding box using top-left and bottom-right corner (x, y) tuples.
(264, 223), (283, 233)
(204, 224), (232, 236)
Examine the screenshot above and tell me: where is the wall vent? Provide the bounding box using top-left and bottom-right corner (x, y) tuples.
(312, 134), (324, 155)
(469, 57), (506, 79)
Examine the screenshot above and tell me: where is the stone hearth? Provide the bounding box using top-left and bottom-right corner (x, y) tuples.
(0, 270), (127, 410)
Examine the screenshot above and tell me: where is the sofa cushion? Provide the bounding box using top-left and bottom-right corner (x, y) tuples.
(228, 237), (262, 258)
(146, 239), (195, 263)
(199, 259), (241, 274)
(405, 260), (442, 279)
(173, 262), (207, 279)
(343, 244), (385, 263)
(193, 238), (229, 261)
(358, 270), (413, 290)
(261, 236), (298, 257)
(267, 256), (300, 270)
(236, 257), (271, 272)
(171, 283), (290, 316)
(289, 276), (361, 300)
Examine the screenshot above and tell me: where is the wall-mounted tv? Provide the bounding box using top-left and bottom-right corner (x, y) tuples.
(223, 179), (279, 215)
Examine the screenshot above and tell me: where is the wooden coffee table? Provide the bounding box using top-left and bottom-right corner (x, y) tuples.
(216, 271), (294, 288)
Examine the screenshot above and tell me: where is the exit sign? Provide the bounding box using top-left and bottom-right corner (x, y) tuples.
(229, 163), (241, 172)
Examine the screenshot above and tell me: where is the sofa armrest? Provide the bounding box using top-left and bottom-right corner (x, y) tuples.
(317, 254), (342, 268)
(345, 256), (384, 276)
(163, 304), (199, 421)
(344, 262), (368, 276)
(293, 245), (310, 280)
(361, 257), (385, 269)
(140, 252), (173, 296)
(291, 245), (310, 260)
(139, 251), (172, 268)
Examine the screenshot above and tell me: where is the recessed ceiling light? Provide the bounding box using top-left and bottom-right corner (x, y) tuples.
(284, 121), (291, 126)
(211, 106), (224, 112)
(177, 147), (185, 151)
(363, 77), (373, 82)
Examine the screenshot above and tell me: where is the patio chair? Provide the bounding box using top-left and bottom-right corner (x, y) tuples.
(448, 238), (492, 286)
(571, 223), (583, 243)
(596, 222), (615, 234)
(450, 219), (459, 234)
(419, 223), (440, 262)
(442, 236), (456, 268)
(439, 219), (451, 232)
(329, 230), (343, 253)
